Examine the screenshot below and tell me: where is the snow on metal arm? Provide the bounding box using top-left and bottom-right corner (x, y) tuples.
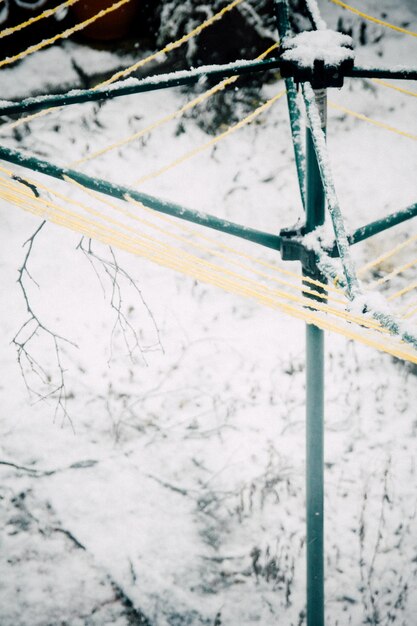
(301, 84), (417, 352)
(302, 82), (361, 299)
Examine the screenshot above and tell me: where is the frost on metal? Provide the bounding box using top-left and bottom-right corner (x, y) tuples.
(304, 0), (327, 30)
(349, 295), (417, 352)
(281, 30), (354, 69)
(301, 85), (417, 353)
(302, 82), (361, 300)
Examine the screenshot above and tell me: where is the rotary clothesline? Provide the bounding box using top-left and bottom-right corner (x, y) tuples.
(3, 167), (417, 366)
(1, 97), (414, 324)
(0, 154), (414, 333)
(1, 4), (417, 621)
(0, 0), (416, 349)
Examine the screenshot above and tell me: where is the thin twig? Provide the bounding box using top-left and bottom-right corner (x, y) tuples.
(77, 238), (163, 364)
(12, 220), (77, 425)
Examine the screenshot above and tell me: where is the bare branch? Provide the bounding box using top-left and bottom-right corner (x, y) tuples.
(12, 220), (76, 426)
(77, 238), (163, 365)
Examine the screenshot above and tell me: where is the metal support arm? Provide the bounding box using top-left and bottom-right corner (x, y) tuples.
(0, 144), (282, 251)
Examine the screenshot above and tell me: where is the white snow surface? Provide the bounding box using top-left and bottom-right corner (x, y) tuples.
(1, 2), (417, 625)
(282, 30), (354, 68)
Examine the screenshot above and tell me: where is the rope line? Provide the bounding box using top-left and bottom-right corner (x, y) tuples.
(133, 90), (286, 186)
(125, 194), (344, 295)
(0, 163), (339, 298)
(3, 176), (412, 362)
(328, 0), (417, 38)
(0, 169), (389, 334)
(67, 177), (353, 314)
(96, 0), (245, 88)
(387, 280), (417, 302)
(371, 257), (417, 287)
(329, 101), (417, 141)
(0, 0), (132, 69)
(71, 76), (241, 166)
(358, 233), (417, 277)
(0, 161), (337, 298)
(371, 79), (417, 98)
(124, 196), (358, 314)
(402, 301), (417, 320)
(2, 0), (245, 131)
(0, 0), (81, 40)
(71, 43), (280, 167)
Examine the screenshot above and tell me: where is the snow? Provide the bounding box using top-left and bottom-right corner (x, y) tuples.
(305, 0), (327, 31)
(281, 29), (354, 69)
(1, 1), (417, 625)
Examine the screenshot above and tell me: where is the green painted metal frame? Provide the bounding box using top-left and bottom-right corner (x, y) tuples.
(274, 0), (306, 209)
(0, 58), (282, 116)
(348, 202), (417, 247)
(1, 3), (417, 625)
(305, 91), (326, 626)
(0, 61), (416, 118)
(0, 144), (282, 250)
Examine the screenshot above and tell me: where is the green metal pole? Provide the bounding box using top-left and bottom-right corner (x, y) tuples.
(274, 0), (306, 208)
(305, 87), (326, 626)
(0, 58), (283, 117)
(0, 144), (282, 250)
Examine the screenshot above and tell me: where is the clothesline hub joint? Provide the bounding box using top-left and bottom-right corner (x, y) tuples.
(279, 29), (355, 88)
(279, 224), (321, 278)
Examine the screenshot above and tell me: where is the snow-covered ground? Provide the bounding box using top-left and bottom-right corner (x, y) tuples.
(0, 2), (417, 625)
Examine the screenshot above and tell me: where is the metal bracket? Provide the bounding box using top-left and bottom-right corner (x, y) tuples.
(280, 57), (354, 89)
(279, 224), (319, 276)
(279, 30), (355, 89)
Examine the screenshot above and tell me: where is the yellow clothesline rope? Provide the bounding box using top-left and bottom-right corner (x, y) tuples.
(123, 197), (362, 320)
(387, 280), (417, 302)
(98, 0), (246, 88)
(133, 90), (286, 186)
(403, 301), (417, 320)
(0, 0), (81, 40)
(0, 171), (379, 331)
(371, 79), (417, 98)
(0, 162), (339, 298)
(358, 233), (417, 277)
(0, 170), (391, 337)
(329, 0), (417, 38)
(3, 175), (413, 363)
(0, 175), (332, 317)
(370, 257), (417, 288)
(71, 43), (280, 167)
(73, 92), (416, 169)
(8, 185), (417, 362)
(1, 0), (245, 131)
(127, 192), (343, 297)
(329, 101), (417, 141)
(65, 178), (356, 318)
(71, 76), (241, 166)
(0, 0), (132, 69)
